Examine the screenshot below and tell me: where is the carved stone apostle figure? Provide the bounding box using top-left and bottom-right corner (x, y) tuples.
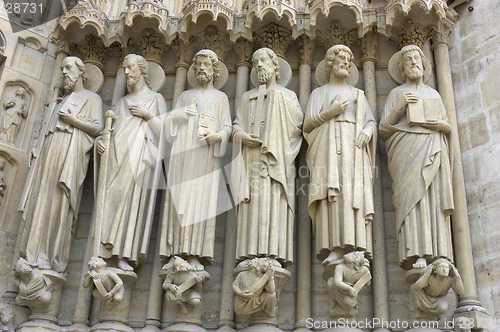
(327, 251), (371, 318)
(409, 258), (464, 320)
(232, 47), (303, 267)
(380, 45), (454, 270)
(160, 49), (231, 270)
(303, 45), (376, 265)
(83, 256), (124, 302)
(14, 258), (53, 309)
(96, 54), (166, 271)
(0, 87), (28, 145)
(19, 56), (103, 273)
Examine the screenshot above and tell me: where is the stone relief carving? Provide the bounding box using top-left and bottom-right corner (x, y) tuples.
(409, 259), (464, 320)
(252, 23), (293, 58)
(160, 49), (231, 270)
(0, 158), (7, 204)
(161, 256), (209, 314)
(232, 47), (303, 268)
(128, 28), (168, 63)
(304, 45), (376, 266)
(232, 258), (278, 317)
(389, 19), (435, 49)
(0, 308), (15, 332)
(19, 56), (103, 274)
(83, 257), (125, 302)
(14, 258), (52, 309)
(327, 251), (371, 319)
(317, 21), (356, 49)
(95, 54), (166, 271)
(380, 45), (454, 271)
(0, 88), (28, 145)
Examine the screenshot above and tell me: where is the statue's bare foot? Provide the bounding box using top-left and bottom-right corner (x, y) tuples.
(412, 258), (427, 269)
(322, 249), (343, 266)
(187, 256), (204, 271)
(179, 303), (188, 314)
(118, 259), (134, 271)
(38, 259), (52, 270)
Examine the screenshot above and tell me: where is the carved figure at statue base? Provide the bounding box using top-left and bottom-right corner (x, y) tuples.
(0, 157), (7, 203)
(14, 258), (52, 309)
(380, 45), (454, 271)
(161, 256), (209, 314)
(326, 251), (371, 319)
(232, 258), (279, 317)
(409, 258), (464, 320)
(0, 87), (28, 145)
(0, 308), (15, 332)
(83, 256), (124, 302)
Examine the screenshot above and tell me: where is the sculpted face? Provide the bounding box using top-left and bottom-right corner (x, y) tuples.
(330, 50), (350, 80)
(435, 262), (450, 277)
(16, 88), (26, 98)
(124, 57), (142, 88)
(402, 50), (423, 81)
(62, 58), (81, 91)
(195, 54), (214, 84)
(253, 50), (275, 84)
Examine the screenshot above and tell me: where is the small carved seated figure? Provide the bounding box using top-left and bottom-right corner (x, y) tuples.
(0, 308), (15, 332)
(83, 257), (124, 302)
(327, 251), (371, 318)
(232, 258), (278, 317)
(162, 256), (208, 314)
(14, 258), (52, 309)
(410, 258), (464, 320)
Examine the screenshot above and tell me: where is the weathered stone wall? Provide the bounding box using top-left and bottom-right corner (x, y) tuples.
(448, 0), (500, 329)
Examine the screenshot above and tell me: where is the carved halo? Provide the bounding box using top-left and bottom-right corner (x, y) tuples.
(315, 59), (359, 87)
(187, 60), (229, 90)
(388, 50), (432, 85)
(250, 57), (292, 88)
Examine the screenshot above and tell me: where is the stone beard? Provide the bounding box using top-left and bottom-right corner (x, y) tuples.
(160, 75), (231, 265)
(231, 55), (303, 266)
(379, 65), (454, 270)
(19, 74), (103, 273)
(97, 59), (167, 268)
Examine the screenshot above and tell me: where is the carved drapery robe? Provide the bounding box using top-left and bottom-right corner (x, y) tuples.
(304, 85), (376, 261)
(160, 88), (231, 264)
(98, 90), (167, 266)
(1, 95), (27, 144)
(380, 84), (454, 270)
(232, 85), (303, 266)
(19, 90), (103, 273)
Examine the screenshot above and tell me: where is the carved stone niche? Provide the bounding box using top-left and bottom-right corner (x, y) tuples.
(0, 81), (34, 150)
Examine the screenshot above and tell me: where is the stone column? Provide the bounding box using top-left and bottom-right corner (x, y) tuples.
(359, 32), (391, 331)
(432, 30), (490, 329)
(171, 39), (194, 106)
(233, 39), (252, 113)
(112, 65), (127, 109)
(294, 35), (314, 332)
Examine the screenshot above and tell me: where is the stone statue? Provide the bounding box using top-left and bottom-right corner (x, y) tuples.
(0, 87), (28, 145)
(231, 47), (303, 267)
(303, 45), (377, 265)
(232, 258), (278, 317)
(380, 45), (454, 270)
(0, 308), (15, 332)
(409, 258), (464, 320)
(327, 251), (371, 318)
(14, 258), (53, 309)
(83, 256), (124, 302)
(161, 256), (209, 314)
(19, 56), (103, 273)
(96, 54), (166, 271)
(0, 157), (7, 202)
(160, 49), (231, 269)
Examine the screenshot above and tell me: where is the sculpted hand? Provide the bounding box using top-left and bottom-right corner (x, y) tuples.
(356, 128), (372, 148)
(104, 292), (114, 301)
(170, 285), (178, 293)
(395, 92), (419, 112)
(171, 108), (197, 122)
(89, 271), (99, 280)
(348, 287), (357, 298)
(323, 95), (349, 120)
(422, 119), (451, 133)
(96, 136), (106, 155)
(241, 134), (262, 148)
(205, 132), (223, 143)
(195, 274), (205, 283)
(130, 105), (152, 120)
(58, 106), (78, 126)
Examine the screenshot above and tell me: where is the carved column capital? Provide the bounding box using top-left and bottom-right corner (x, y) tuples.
(70, 35), (108, 69)
(128, 28), (168, 64)
(297, 35), (315, 66)
(172, 37), (197, 67)
(389, 19), (435, 49)
(50, 37), (67, 56)
(432, 20), (454, 48)
(317, 21), (357, 49)
(358, 32), (378, 65)
(196, 25), (230, 60)
(253, 23), (293, 58)
(234, 38), (252, 68)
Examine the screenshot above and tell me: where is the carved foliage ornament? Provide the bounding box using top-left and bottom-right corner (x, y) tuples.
(234, 39), (252, 66)
(196, 25), (230, 60)
(253, 23), (293, 58)
(128, 28), (168, 63)
(297, 35), (315, 65)
(70, 35), (120, 66)
(317, 21), (357, 49)
(358, 32), (378, 63)
(389, 19), (435, 50)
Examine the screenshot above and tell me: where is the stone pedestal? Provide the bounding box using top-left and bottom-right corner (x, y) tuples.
(89, 270), (137, 332)
(17, 270), (66, 332)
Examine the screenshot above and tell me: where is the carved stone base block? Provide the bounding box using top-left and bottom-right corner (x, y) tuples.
(163, 300), (206, 332)
(17, 270), (66, 332)
(454, 300), (492, 331)
(89, 270), (137, 332)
